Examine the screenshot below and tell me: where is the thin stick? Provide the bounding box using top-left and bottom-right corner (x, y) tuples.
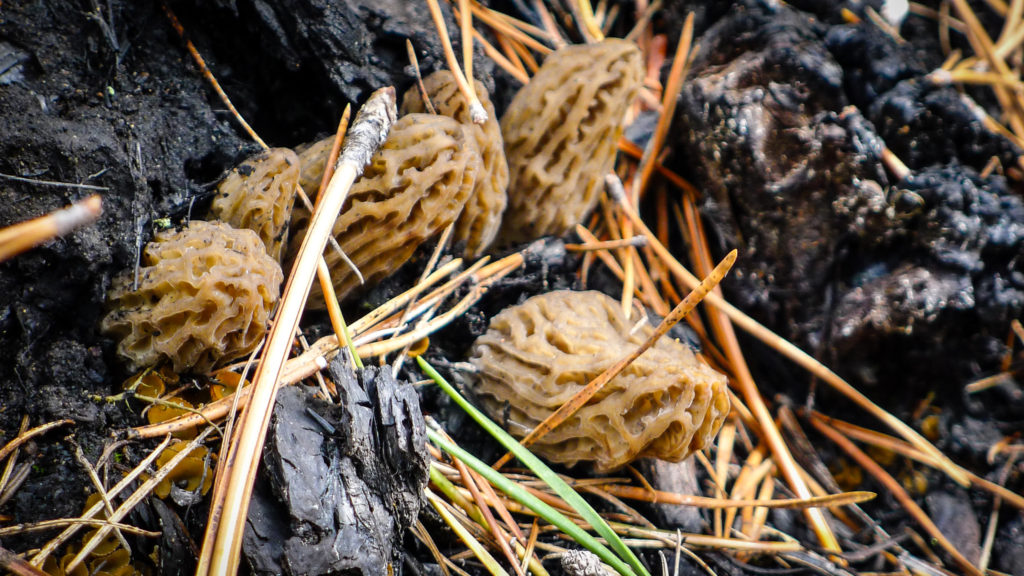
(0, 545), (49, 576)
(67, 428), (215, 573)
(30, 435), (173, 567)
(0, 420), (74, 465)
(493, 250), (736, 469)
(0, 518), (160, 538)
(427, 491), (511, 576)
(0, 416), (29, 498)
(633, 13), (694, 199)
(196, 88), (396, 576)
(808, 416), (984, 576)
(0, 172), (108, 191)
(426, 0), (487, 123)
(71, 443), (131, 553)
(458, 0), (480, 112)
(407, 40), (438, 114)
(565, 236), (648, 252)
(598, 484), (874, 510)
(162, 4), (267, 148)
(0, 195), (102, 263)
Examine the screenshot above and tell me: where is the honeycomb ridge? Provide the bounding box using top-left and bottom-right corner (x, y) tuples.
(102, 221), (283, 373)
(402, 71), (509, 258)
(469, 290), (730, 472)
(500, 39), (643, 243)
(210, 148), (299, 262)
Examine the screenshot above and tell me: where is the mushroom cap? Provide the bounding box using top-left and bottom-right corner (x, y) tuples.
(469, 290), (730, 473)
(210, 147), (300, 263)
(295, 113), (479, 307)
(499, 38), (643, 243)
(402, 70), (509, 258)
(101, 220), (283, 373)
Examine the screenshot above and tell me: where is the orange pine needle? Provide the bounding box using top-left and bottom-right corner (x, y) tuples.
(599, 484), (874, 510)
(809, 416), (985, 576)
(633, 12), (694, 198)
(162, 4), (267, 149)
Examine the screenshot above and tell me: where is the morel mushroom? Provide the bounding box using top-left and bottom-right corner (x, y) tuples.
(101, 220), (283, 373)
(402, 71), (509, 258)
(209, 148), (300, 262)
(469, 290), (730, 473)
(298, 113), (479, 306)
(283, 135), (337, 245)
(500, 38), (643, 243)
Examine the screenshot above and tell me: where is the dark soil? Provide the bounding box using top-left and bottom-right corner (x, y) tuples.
(1, 0), (1023, 574)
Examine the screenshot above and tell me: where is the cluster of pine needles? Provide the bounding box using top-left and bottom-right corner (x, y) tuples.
(2, 1), (1024, 576)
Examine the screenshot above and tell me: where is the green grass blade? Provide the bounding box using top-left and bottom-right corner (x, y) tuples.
(427, 429), (635, 576)
(418, 357), (651, 576)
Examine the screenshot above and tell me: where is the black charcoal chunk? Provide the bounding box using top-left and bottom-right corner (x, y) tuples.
(674, 5), (890, 336)
(825, 23), (929, 110)
(871, 80), (1024, 172)
(244, 364), (429, 576)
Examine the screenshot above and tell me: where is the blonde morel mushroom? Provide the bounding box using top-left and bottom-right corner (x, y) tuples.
(469, 290), (730, 473)
(101, 220), (283, 373)
(295, 113), (479, 307)
(500, 38), (643, 243)
(209, 148), (299, 262)
(285, 136), (336, 242)
(402, 70), (509, 258)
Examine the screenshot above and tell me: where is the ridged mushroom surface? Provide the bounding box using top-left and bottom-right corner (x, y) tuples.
(101, 220), (283, 373)
(209, 148), (299, 262)
(469, 290), (730, 472)
(294, 113), (479, 306)
(402, 70), (509, 258)
(500, 39), (643, 243)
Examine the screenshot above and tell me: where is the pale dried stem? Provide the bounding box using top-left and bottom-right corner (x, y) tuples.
(531, 0), (566, 48)
(389, 221), (455, 369)
(30, 435), (173, 567)
(72, 443), (131, 553)
(67, 429), (214, 573)
(197, 88), (396, 576)
(953, 0), (1024, 139)
(0, 518), (160, 538)
(407, 39), (439, 114)
(426, 0), (487, 124)
(712, 422), (734, 538)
